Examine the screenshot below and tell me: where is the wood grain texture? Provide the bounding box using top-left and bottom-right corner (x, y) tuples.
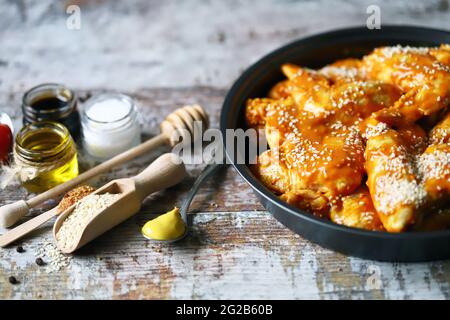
(1, 211), (450, 299)
(1, 0), (450, 300)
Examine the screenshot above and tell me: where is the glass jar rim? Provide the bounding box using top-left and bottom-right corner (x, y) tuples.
(22, 83), (76, 118)
(82, 93), (137, 125)
(15, 121), (74, 161)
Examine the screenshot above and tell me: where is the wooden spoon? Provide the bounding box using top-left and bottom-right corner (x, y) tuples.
(0, 104), (208, 228)
(53, 153), (186, 253)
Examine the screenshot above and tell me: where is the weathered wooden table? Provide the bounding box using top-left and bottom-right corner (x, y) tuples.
(1, 0), (450, 299)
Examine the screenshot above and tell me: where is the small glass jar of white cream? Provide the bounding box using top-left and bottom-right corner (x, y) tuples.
(81, 93), (141, 160)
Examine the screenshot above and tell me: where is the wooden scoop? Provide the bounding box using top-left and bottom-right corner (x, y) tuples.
(0, 104), (208, 228)
(53, 153), (186, 253)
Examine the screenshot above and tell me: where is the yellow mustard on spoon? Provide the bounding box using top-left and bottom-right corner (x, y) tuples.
(142, 161), (223, 243)
(142, 207), (186, 241)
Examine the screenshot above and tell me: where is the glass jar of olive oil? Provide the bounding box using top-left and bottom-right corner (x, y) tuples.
(14, 121), (79, 193)
(22, 83), (81, 140)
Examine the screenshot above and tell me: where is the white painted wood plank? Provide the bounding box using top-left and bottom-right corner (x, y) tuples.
(0, 0), (449, 91)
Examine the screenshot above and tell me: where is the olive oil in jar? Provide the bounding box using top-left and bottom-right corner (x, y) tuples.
(14, 121), (79, 193)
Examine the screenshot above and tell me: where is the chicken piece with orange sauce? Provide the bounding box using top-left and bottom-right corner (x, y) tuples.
(251, 151), (332, 219)
(282, 125), (365, 199)
(319, 58), (363, 84)
(268, 80), (295, 99)
(280, 190), (329, 218)
(430, 44), (450, 66)
(251, 149), (289, 195)
(245, 65), (321, 127)
(330, 186), (385, 231)
(419, 144), (450, 201)
(429, 110), (450, 145)
(251, 149), (329, 217)
(278, 64), (333, 119)
(327, 80), (401, 126)
(364, 120), (428, 232)
(245, 98), (276, 129)
(418, 111), (450, 202)
(362, 45), (450, 124)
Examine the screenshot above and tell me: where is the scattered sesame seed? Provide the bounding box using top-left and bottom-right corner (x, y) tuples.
(35, 240), (72, 273)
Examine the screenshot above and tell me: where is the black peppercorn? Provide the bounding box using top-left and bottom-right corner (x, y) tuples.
(8, 276), (19, 285)
(35, 258), (46, 266)
(16, 246), (24, 253)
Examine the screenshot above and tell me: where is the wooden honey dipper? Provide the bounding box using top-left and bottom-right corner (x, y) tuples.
(0, 104), (208, 228)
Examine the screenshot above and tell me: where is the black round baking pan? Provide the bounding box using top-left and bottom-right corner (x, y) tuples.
(220, 26), (450, 262)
